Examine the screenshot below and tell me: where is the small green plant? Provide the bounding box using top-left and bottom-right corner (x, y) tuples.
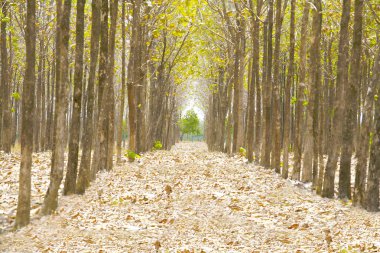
(125, 150), (140, 162)
(239, 147), (247, 157)
(153, 140), (163, 150)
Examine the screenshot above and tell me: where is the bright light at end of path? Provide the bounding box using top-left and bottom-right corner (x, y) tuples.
(183, 99), (204, 121)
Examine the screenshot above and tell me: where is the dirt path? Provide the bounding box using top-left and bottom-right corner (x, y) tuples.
(1, 142), (379, 252)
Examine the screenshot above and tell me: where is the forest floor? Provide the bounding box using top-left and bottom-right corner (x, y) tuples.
(0, 142), (380, 252)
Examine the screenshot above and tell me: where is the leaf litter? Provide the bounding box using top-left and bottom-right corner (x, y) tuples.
(0, 142), (379, 252)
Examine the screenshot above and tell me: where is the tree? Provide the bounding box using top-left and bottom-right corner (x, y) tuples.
(292, 1), (310, 181)
(77, 0), (101, 194)
(1, 0), (11, 153)
(15, 0), (36, 228)
(116, 0), (126, 164)
(365, 46), (380, 211)
(322, 0), (351, 198)
(64, 0), (85, 195)
(180, 109), (201, 139)
(339, 0), (364, 200)
(282, 0), (296, 178)
(42, 0), (72, 215)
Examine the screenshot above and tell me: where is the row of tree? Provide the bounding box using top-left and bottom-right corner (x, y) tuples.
(204, 0), (379, 211)
(0, 0), (200, 228)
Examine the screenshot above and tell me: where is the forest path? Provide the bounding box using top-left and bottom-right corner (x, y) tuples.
(1, 142), (379, 252)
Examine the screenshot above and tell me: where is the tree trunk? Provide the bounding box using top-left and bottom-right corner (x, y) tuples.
(64, 0), (85, 195)
(105, 0), (119, 170)
(15, 0), (36, 228)
(95, 0), (109, 172)
(1, 1), (11, 153)
(260, 0), (273, 167)
(272, 0), (284, 174)
(283, 0), (296, 178)
(77, 0), (101, 194)
(127, 0), (141, 153)
(254, 1), (262, 162)
(353, 48), (379, 206)
(292, 2), (309, 180)
(366, 74), (380, 211)
(42, 0), (72, 215)
(339, 0), (364, 200)
(232, 13), (245, 154)
(322, 0), (351, 198)
(116, 0), (126, 164)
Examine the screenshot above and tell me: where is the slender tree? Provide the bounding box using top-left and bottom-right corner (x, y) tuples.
(339, 0), (364, 199)
(42, 0), (72, 214)
(292, 1), (309, 180)
(15, 0), (36, 228)
(365, 47), (380, 211)
(64, 0), (85, 195)
(322, 0), (351, 198)
(1, 1), (11, 153)
(282, 0), (296, 179)
(116, 0), (126, 164)
(77, 0), (101, 194)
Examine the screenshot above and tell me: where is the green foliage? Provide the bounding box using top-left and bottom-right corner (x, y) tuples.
(125, 150), (140, 162)
(239, 147), (246, 157)
(153, 140), (163, 150)
(179, 109), (201, 136)
(12, 92), (20, 101)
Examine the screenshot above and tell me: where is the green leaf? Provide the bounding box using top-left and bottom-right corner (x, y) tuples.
(12, 92), (21, 101)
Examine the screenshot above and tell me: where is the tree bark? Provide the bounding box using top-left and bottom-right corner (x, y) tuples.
(77, 0), (101, 193)
(353, 48), (379, 206)
(64, 0), (85, 195)
(282, 0), (296, 178)
(366, 73), (380, 211)
(322, 0), (351, 198)
(116, 0), (126, 164)
(292, 2), (309, 180)
(1, 1), (11, 153)
(339, 0), (364, 199)
(271, 0), (284, 174)
(15, 0), (36, 228)
(105, 0), (119, 170)
(42, 0), (72, 215)
(260, 0), (273, 167)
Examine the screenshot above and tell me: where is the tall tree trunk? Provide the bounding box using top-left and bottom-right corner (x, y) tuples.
(353, 48), (379, 206)
(34, 38), (43, 152)
(292, 2), (309, 180)
(271, 0), (284, 173)
(127, 0), (141, 153)
(261, 0), (273, 167)
(42, 0), (72, 215)
(64, 0), (85, 195)
(95, 0), (109, 172)
(15, 0), (36, 228)
(1, 1), (11, 153)
(254, 1), (262, 162)
(105, 0), (119, 170)
(283, 0), (296, 178)
(232, 8), (245, 153)
(322, 0), (351, 198)
(366, 73), (380, 211)
(116, 0), (126, 164)
(302, 0), (322, 184)
(247, 1), (256, 162)
(77, 0), (101, 194)
(339, 0), (364, 199)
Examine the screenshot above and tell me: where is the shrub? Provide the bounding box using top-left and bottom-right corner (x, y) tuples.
(153, 140), (163, 150)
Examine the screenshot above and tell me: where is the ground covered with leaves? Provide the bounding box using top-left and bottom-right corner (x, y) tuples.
(0, 142), (380, 252)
